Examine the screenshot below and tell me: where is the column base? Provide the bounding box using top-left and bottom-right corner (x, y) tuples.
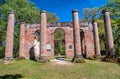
(2, 57), (15, 64)
(103, 56), (117, 63)
(37, 56), (49, 63)
(72, 55), (85, 63)
(109, 54), (116, 58)
(35, 56), (40, 61)
(94, 54), (101, 59)
(17, 56), (26, 60)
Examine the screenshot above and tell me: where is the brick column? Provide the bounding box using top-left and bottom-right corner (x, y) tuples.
(72, 9), (84, 63)
(39, 10), (48, 62)
(2, 12), (15, 64)
(92, 20), (101, 58)
(102, 10), (115, 58)
(19, 23), (25, 58)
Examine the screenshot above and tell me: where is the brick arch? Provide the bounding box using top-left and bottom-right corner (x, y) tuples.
(20, 23), (95, 59)
(34, 30), (40, 41)
(54, 28), (65, 56)
(50, 27), (67, 34)
(47, 27), (74, 58)
(53, 28), (66, 36)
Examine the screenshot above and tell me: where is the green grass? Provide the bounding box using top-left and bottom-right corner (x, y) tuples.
(0, 59), (120, 79)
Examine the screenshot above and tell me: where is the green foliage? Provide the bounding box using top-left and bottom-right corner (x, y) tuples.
(81, 0), (120, 57)
(13, 24), (20, 57)
(54, 28), (65, 40)
(55, 41), (65, 55)
(99, 0), (120, 57)
(0, 46), (5, 58)
(54, 29), (65, 55)
(81, 8), (106, 53)
(113, 26), (120, 58)
(0, 0), (40, 23)
(0, 0), (40, 58)
(99, 0), (120, 26)
(82, 8), (99, 22)
(0, 0), (59, 58)
(97, 19), (106, 52)
(47, 12), (59, 23)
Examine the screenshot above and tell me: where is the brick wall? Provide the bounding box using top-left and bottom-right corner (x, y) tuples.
(22, 22), (95, 59)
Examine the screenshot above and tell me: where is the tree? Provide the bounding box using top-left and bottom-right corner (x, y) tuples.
(81, 0), (120, 57)
(82, 8), (99, 22)
(81, 8), (106, 54)
(113, 26), (120, 58)
(99, 0), (120, 26)
(99, 0), (120, 57)
(0, 0), (59, 58)
(47, 12), (59, 23)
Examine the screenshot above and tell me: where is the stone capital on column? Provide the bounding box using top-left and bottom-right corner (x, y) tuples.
(72, 9), (78, 13)
(20, 22), (25, 24)
(102, 9), (110, 14)
(40, 10), (46, 13)
(9, 11), (15, 14)
(92, 19), (97, 23)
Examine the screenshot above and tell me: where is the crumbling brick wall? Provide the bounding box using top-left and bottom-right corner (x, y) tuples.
(23, 22), (95, 59)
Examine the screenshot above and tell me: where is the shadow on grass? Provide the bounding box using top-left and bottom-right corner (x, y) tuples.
(118, 58), (120, 66)
(0, 74), (23, 79)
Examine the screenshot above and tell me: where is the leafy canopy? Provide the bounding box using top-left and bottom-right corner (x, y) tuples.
(0, 0), (59, 58)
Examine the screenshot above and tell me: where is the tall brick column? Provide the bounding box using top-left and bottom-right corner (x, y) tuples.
(19, 23), (25, 58)
(92, 20), (101, 58)
(72, 9), (84, 63)
(102, 10), (115, 58)
(39, 10), (48, 62)
(2, 12), (15, 64)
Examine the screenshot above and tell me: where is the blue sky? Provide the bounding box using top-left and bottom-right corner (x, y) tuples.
(30, 0), (108, 22)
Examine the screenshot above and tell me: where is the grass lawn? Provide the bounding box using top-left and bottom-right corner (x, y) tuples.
(0, 59), (120, 79)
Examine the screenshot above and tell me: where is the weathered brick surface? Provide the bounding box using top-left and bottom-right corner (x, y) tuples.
(47, 27), (74, 58)
(2, 12), (15, 64)
(40, 10), (48, 58)
(84, 30), (95, 58)
(25, 28), (36, 59)
(19, 23), (25, 58)
(72, 10), (82, 57)
(18, 11), (97, 59)
(92, 21), (101, 57)
(102, 10), (115, 57)
(5, 10), (115, 61)
(81, 23), (95, 58)
(23, 22), (95, 59)
(4, 12), (14, 58)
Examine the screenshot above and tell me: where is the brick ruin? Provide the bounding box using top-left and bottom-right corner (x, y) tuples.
(2, 9), (115, 63)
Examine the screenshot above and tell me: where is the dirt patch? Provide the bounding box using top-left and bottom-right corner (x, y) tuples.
(50, 59), (73, 65)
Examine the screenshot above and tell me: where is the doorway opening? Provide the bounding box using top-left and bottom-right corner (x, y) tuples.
(29, 30), (40, 61)
(54, 28), (65, 57)
(80, 30), (86, 58)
